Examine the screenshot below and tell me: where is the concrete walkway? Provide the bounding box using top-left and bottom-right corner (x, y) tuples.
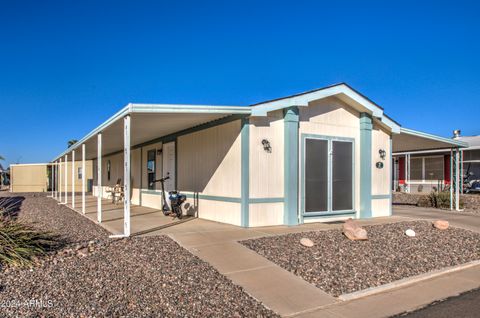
(393, 205), (480, 233)
(151, 216), (411, 316)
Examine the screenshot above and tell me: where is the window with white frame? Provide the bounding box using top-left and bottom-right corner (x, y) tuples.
(410, 156), (444, 182)
(424, 157), (443, 180)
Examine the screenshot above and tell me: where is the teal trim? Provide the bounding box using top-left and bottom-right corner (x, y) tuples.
(300, 134), (356, 220)
(249, 197), (284, 204)
(183, 193), (282, 204)
(284, 107), (299, 226)
(132, 114), (247, 150)
(184, 193), (242, 203)
(241, 118), (250, 227)
(372, 194), (391, 199)
(360, 113), (372, 218)
(303, 211), (356, 218)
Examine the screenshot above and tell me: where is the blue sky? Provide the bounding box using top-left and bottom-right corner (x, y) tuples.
(1, 0), (479, 166)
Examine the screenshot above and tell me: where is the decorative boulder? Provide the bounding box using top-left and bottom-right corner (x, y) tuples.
(343, 218), (368, 240)
(405, 229), (416, 237)
(300, 238), (314, 247)
(433, 220), (449, 230)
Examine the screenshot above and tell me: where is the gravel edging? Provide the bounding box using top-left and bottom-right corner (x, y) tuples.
(241, 221), (480, 297)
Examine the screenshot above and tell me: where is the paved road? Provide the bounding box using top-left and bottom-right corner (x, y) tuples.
(393, 205), (480, 233)
(394, 288), (480, 318)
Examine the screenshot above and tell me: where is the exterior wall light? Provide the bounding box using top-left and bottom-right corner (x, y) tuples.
(379, 149), (386, 160)
(262, 139), (272, 153)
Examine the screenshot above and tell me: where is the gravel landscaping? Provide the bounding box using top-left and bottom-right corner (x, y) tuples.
(393, 192), (480, 215)
(241, 221), (480, 297)
(0, 192), (109, 243)
(0, 193), (277, 317)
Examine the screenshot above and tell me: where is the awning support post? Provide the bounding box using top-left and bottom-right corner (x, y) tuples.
(72, 150), (75, 209)
(123, 115), (131, 236)
(52, 162), (56, 199)
(82, 144), (86, 214)
(59, 159), (62, 202)
(64, 154), (68, 204)
(450, 149), (454, 210)
(455, 148), (460, 211)
(405, 154), (411, 193)
(97, 133), (102, 223)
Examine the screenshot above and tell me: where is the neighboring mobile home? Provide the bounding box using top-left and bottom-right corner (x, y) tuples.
(10, 161), (93, 193)
(392, 132), (480, 193)
(49, 83), (467, 236)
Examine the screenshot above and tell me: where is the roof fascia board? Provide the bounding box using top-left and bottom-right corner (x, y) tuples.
(400, 127), (468, 148)
(52, 104), (131, 162)
(251, 84), (383, 117)
(130, 103), (251, 114)
(379, 115), (401, 134)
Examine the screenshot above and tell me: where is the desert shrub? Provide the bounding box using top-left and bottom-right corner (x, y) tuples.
(0, 219), (59, 267)
(417, 195), (433, 207)
(428, 191), (464, 209)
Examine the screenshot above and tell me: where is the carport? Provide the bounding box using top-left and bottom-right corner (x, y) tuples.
(392, 127), (468, 210)
(51, 103), (250, 237)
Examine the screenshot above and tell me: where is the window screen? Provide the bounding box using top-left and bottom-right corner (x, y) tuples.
(410, 158), (423, 180)
(424, 157), (444, 180)
(147, 150), (156, 190)
(332, 141), (353, 211)
(305, 139), (328, 213)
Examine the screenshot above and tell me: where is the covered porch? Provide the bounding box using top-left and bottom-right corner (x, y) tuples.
(50, 103), (250, 237)
(392, 127), (468, 211)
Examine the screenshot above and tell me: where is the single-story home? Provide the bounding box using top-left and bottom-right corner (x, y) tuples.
(393, 132), (480, 195)
(10, 161), (93, 193)
(49, 83), (467, 236)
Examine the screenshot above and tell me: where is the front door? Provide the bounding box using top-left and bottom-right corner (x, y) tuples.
(302, 135), (354, 220)
(162, 141), (176, 192)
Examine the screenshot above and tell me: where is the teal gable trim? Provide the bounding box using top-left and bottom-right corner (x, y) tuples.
(360, 113), (373, 218)
(241, 118), (250, 227)
(284, 107), (299, 226)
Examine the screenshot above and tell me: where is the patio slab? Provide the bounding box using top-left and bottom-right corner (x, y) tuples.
(65, 195), (189, 236)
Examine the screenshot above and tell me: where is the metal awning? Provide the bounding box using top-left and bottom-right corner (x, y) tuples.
(53, 104), (251, 161)
(393, 128), (468, 154)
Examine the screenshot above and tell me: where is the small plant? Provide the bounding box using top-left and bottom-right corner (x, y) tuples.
(428, 191), (464, 209)
(0, 219), (59, 267)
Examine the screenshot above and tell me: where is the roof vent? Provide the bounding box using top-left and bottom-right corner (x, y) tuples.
(453, 129), (461, 139)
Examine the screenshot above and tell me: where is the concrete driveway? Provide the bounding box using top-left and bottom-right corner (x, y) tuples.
(393, 205), (480, 233)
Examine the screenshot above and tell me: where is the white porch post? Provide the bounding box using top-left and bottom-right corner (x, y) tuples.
(52, 162), (56, 199)
(405, 154), (411, 193)
(124, 115), (131, 236)
(97, 133), (102, 223)
(82, 144), (86, 214)
(455, 149), (460, 211)
(59, 159), (62, 202)
(72, 150), (75, 209)
(450, 149), (454, 210)
(64, 154), (68, 204)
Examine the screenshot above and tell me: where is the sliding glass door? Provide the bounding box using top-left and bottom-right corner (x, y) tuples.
(303, 136), (354, 216)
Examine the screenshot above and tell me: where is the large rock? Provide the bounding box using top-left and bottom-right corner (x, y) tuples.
(343, 219), (368, 241)
(433, 220), (449, 230)
(300, 238), (314, 247)
(405, 229), (416, 237)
